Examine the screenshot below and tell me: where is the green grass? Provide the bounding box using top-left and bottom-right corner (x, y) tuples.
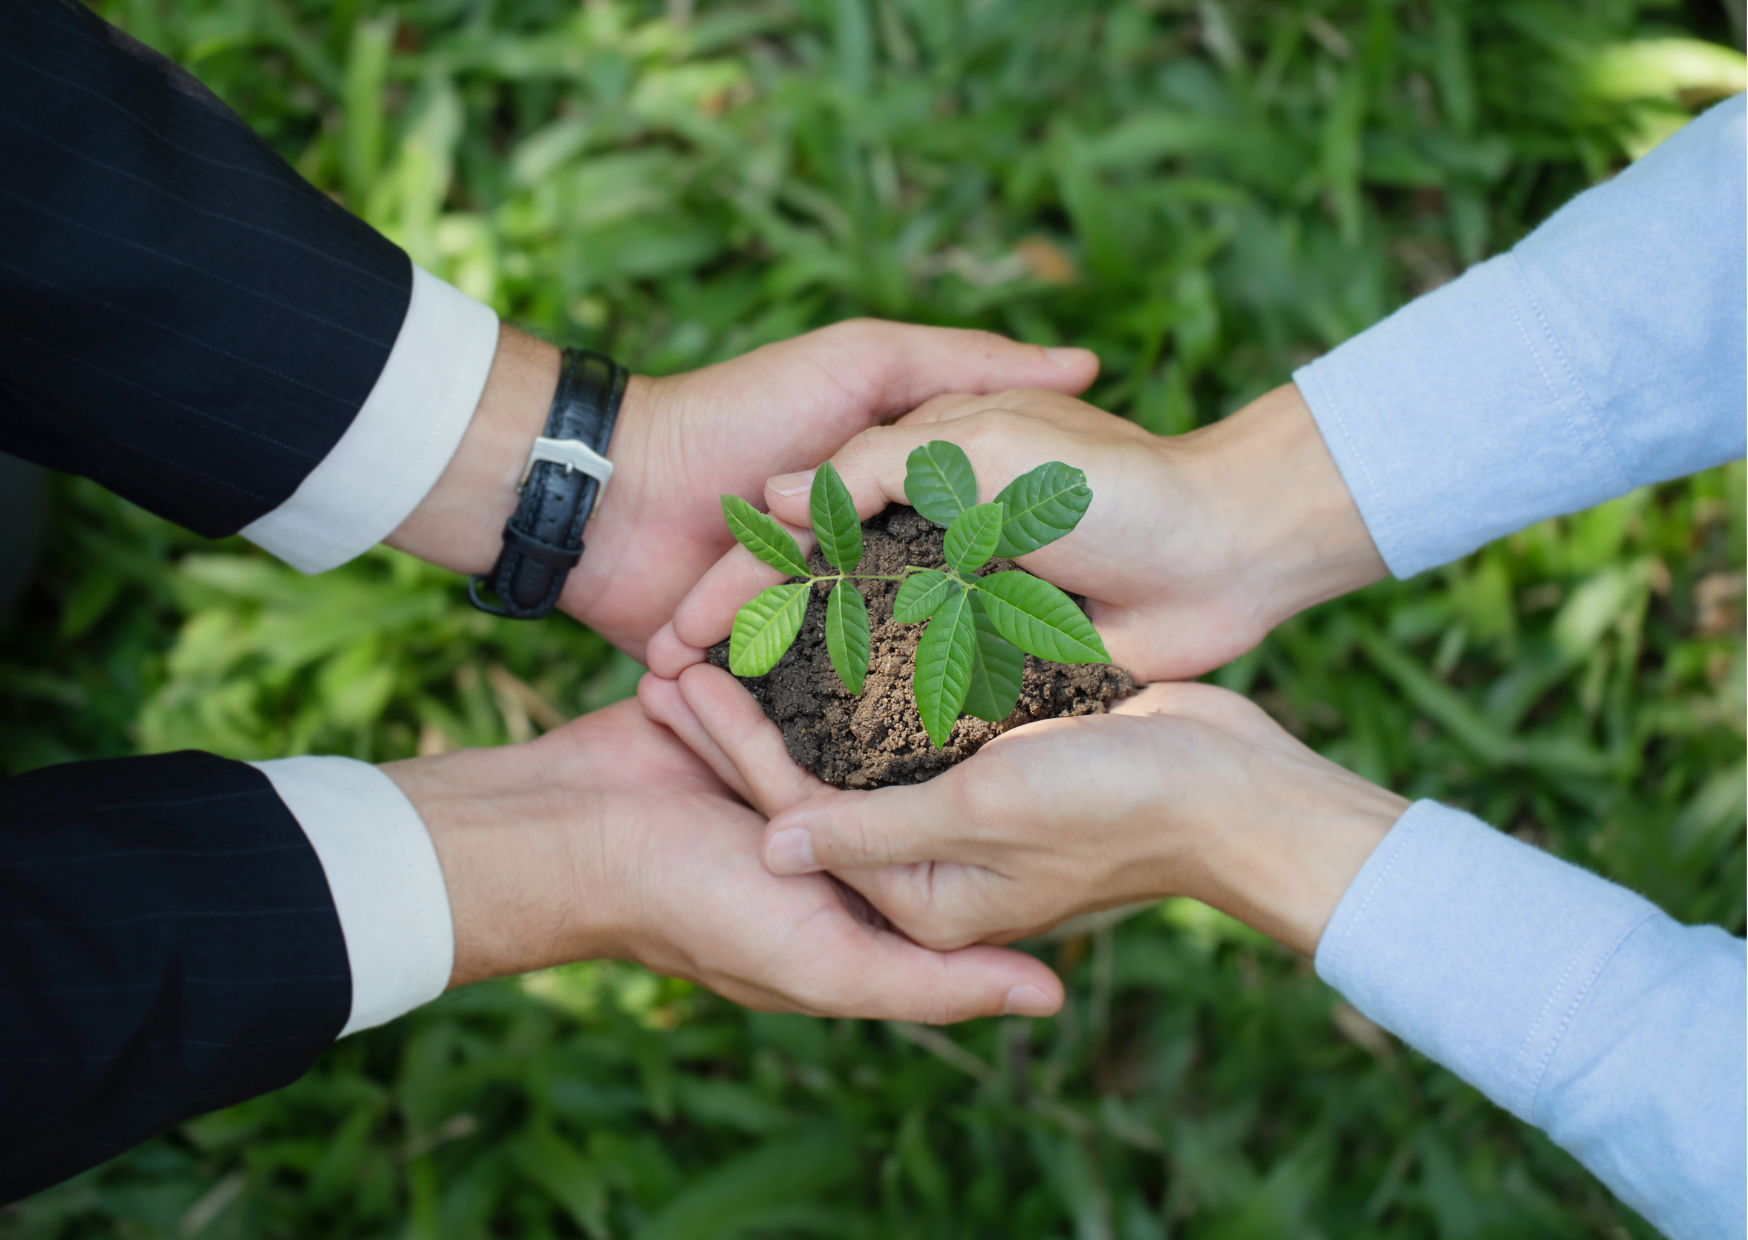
(2, 1), (1743, 1236)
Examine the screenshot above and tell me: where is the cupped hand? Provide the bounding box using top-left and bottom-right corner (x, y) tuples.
(569, 321), (1098, 658)
(649, 381), (1386, 683)
(382, 696), (1063, 1021)
(390, 321), (1095, 660)
(640, 664), (1408, 958)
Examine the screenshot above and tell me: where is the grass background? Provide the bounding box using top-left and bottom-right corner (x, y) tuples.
(2, 0), (1744, 1236)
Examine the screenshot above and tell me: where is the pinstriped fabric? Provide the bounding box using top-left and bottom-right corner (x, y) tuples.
(0, 0), (412, 535)
(0, 751), (351, 1202)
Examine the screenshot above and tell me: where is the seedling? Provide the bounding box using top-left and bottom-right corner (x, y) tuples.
(721, 442), (1109, 747)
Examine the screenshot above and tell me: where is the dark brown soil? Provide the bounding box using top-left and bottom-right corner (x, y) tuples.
(707, 507), (1138, 789)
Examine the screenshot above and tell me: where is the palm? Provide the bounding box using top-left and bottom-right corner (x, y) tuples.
(641, 666), (1348, 956)
(614, 791), (905, 1015)
(540, 699), (1062, 1021)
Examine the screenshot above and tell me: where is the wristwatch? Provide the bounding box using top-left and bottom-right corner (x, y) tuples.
(468, 347), (627, 619)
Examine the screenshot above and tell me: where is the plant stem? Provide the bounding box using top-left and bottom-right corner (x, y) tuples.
(806, 568), (926, 585)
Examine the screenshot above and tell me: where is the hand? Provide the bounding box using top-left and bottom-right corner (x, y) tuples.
(379, 697), (1064, 1021)
(640, 664), (1409, 957)
(388, 321), (1099, 660)
(651, 381), (1387, 683)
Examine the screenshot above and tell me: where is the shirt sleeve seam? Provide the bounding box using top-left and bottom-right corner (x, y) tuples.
(1516, 906), (1663, 1124)
(1502, 252), (1635, 498)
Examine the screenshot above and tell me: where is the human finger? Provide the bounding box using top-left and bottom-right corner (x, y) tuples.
(667, 518), (816, 656)
(761, 773), (992, 876)
(762, 408), (1062, 528)
(804, 920), (1063, 1022)
(644, 620), (705, 679)
(894, 387), (1133, 435)
(1109, 679), (1287, 741)
(773, 319), (1097, 421)
(676, 663), (828, 819)
(635, 672), (758, 806)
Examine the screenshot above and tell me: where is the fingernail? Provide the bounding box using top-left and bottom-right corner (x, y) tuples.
(1044, 347), (1091, 369)
(767, 470), (814, 497)
(766, 827), (818, 875)
(1004, 985), (1054, 1017)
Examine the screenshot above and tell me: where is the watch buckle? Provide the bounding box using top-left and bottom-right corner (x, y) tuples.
(518, 436), (614, 492)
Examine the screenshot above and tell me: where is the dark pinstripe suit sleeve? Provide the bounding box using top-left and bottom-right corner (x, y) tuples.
(0, 2), (422, 1200)
(0, 0), (412, 536)
(0, 752), (351, 1203)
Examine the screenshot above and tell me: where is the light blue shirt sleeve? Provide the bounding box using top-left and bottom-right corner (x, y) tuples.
(1317, 803), (1747, 1240)
(1293, 94), (1746, 578)
(1294, 96), (1747, 1238)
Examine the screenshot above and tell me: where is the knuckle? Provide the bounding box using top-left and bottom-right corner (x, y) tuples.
(1003, 386), (1060, 408)
(914, 998), (962, 1027)
(913, 920), (967, 954)
(960, 408), (1027, 453)
(813, 806), (883, 869)
(824, 317), (886, 350)
(906, 391), (974, 424)
(846, 424), (904, 469)
(904, 891), (981, 952)
(958, 326), (1019, 359)
(950, 420), (1002, 473)
(941, 773), (999, 837)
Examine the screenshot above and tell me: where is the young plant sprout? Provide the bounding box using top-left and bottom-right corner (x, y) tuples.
(720, 441), (1109, 748)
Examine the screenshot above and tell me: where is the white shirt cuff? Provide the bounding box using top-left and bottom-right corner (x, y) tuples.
(251, 756), (455, 1037)
(242, 265), (499, 574)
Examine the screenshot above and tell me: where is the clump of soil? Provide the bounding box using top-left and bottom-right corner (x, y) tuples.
(707, 507), (1138, 789)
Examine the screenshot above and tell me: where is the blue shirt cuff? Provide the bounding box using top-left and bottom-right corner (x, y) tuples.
(1316, 800), (1746, 1239)
(1293, 252), (1632, 577)
(1294, 94), (1746, 578)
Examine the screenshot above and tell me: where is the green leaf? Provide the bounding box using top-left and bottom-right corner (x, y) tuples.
(913, 589), (975, 748)
(513, 1125), (610, 1239)
(809, 461), (862, 571)
(721, 495), (809, 578)
(943, 502), (1004, 572)
(904, 441), (979, 528)
(825, 582), (870, 695)
(893, 569), (957, 623)
(973, 571), (1110, 664)
(962, 594), (1025, 722)
(729, 583), (810, 676)
(992, 462), (1093, 557)
(638, 1129), (860, 1240)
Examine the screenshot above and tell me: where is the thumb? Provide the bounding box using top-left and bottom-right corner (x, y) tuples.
(763, 404), (1077, 530)
(788, 319), (1098, 421)
(668, 515), (816, 656)
(842, 936), (1064, 1023)
(761, 421), (940, 530)
(759, 415), (1008, 530)
(762, 780), (978, 875)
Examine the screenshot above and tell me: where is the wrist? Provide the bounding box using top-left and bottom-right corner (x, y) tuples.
(548, 372), (654, 634)
(1194, 767), (1409, 958)
(380, 740), (624, 988)
(385, 324), (561, 575)
(1179, 382), (1387, 627)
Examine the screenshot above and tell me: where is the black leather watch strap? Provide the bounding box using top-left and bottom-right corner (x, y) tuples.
(468, 348), (627, 619)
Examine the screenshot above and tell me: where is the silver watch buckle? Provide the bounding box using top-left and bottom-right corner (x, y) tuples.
(518, 436), (614, 494)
